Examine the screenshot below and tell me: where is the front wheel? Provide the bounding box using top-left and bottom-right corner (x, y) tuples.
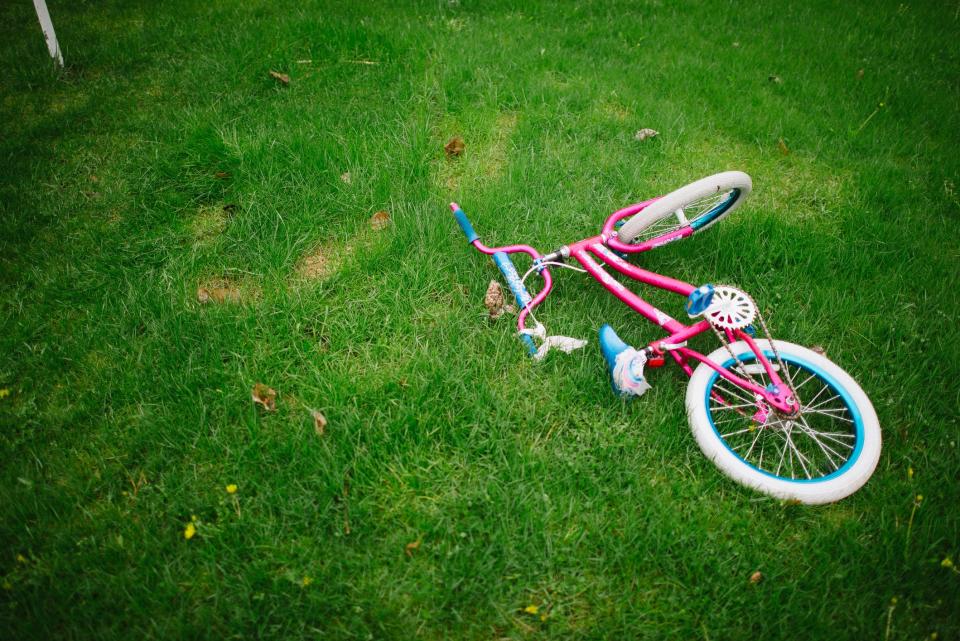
(618, 171), (752, 245)
(685, 340), (881, 504)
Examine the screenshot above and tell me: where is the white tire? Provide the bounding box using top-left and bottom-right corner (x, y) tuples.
(685, 340), (881, 504)
(618, 171), (752, 244)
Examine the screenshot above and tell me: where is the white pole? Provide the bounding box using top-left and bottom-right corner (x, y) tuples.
(32, 0), (63, 67)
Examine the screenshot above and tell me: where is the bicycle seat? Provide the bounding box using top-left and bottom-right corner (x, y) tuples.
(599, 325), (652, 399)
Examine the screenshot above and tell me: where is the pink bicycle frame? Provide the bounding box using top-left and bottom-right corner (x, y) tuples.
(450, 200), (800, 415)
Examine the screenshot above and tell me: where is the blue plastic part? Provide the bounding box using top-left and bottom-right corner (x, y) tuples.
(689, 188), (741, 230)
(686, 284), (715, 316)
(742, 324), (756, 337)
(599, 324), (634, 395)
(599, 324), (630, 373)
(705, 351), (865, 484)
(491, 252), (536, 356)
(453, 208), (479, 243)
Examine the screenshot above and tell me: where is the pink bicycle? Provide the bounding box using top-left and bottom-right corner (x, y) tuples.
(451, 171), (881, 504)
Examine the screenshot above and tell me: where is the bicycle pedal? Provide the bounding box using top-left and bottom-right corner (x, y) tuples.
(647, 354), (666, 368)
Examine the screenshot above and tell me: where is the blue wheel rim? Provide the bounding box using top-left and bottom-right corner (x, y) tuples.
(704, 350), (864, 484)
(689, 188), (741, 230)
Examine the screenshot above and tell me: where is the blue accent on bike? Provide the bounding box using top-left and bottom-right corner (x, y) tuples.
(689, 188), (740, 230)
(704, 351), (864, 484)
(686, 284), (715, 316)
(599, 325), (630, 373)
(491, 252), (536, 356)
(453, 207), (479, 243)
(742, 324), (756, 337)
(599, 324), (634, 396)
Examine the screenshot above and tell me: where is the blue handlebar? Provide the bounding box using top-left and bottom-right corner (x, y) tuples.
(452, 207), (479, 243)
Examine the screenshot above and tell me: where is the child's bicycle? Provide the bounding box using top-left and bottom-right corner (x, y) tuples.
(451, 171), (881, 504)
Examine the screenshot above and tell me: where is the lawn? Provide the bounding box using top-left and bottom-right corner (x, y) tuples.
(1, 0), (958, 638)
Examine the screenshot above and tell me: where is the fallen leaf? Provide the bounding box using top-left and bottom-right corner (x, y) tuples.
(251, 383), (277, 411)
(750, 571), (763, 584)
(444, 136), (465, 157)
(310, 409), (327, 436)
(768, 75), (783, 84)
(269, 70), (290, 85)
(340, 171), (352, 184)
(634, 128), (659, 141)
(215, 171), (230, 179)
(404, 539), (421, 557)
(370, 210), (391, 231)
(777, 138), (790, 155)
(484, 280), (515, 319)
(810, 345), (826, 355)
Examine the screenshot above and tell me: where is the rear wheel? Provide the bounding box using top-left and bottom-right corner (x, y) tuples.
(618, 171), (752, 244)
(685, 340), (881, 504)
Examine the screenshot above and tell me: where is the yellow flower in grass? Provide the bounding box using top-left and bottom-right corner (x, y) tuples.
(301, 576), (313, 587)
(523, 604), (539, 615)
(942, 557), (954, 569)
(0, 389), (10, 400)
(226, 484), (238, 494)
(184, 522), (196, 540)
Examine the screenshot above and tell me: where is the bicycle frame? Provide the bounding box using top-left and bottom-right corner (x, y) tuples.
(451, 200), (800, 415)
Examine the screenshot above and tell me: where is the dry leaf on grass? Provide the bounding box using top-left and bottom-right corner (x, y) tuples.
(251, 383), (277, 411)
(215, 171), (230, 179)
(484, 280), (516, 319)
(370, 210), (391, 231)
(310, 409), (327, 436)
(444, 136), (465, 157)
(404, 539), (421, 558)
(340, 171), (352, 184)
(768, 75), (783, 84)
(777, 138), (790, 155)
(269, 70), (290, 85)
(810, 345), (826, 355)
(750, 571), (764, 584)
(634, 128), (659, 141)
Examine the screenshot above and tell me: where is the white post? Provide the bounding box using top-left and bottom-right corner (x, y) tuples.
(32, 0), (63, 67)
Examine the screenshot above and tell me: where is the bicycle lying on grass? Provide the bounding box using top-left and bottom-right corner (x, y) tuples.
(451, 171), (881, 504)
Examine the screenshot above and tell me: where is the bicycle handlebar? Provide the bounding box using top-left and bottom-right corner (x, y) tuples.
(450, 202), (543, 356)
(450, 202), (479, 243)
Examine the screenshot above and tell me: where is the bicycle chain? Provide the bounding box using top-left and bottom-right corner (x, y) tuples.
(706, 287), (800, 417)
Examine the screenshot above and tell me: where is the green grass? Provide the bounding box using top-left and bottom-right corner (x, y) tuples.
(1, 0), (958, 638)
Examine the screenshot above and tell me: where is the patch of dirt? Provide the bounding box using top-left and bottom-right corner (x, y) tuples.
(296, 247), (334, 280)
(196, 276), (260, 304)
(192, 204), (228, 243)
